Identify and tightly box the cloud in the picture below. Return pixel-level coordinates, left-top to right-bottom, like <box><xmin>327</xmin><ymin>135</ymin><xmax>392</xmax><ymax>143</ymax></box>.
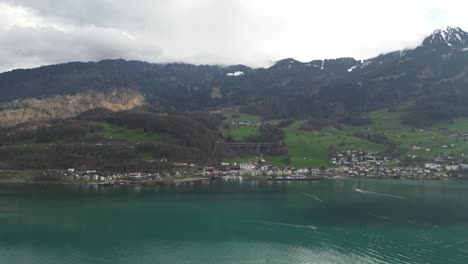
<box><xmin>0</xmin><ymin>0</ymin><xmax>467</xmax><ymax>72</ymax></box>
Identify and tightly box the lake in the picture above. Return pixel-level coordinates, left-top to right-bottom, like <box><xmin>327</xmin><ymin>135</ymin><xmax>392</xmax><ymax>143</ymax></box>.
<box><xmin>1</xmin><ymin>179</ymin><xmax>468</xmax><ymax>264</ymax></box>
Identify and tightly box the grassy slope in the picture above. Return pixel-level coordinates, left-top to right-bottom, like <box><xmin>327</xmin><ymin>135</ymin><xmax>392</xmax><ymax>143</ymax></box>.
<box><xmin>220</xmin><ymin>112</ymin><xmax>385</xmax><ymax>168</ymax></box>
<box><xmin>362</xmin><ymin>110</ymin><xmax>468</xmax><ymax>160</ymax></box>
<box><xmin>225</xmin><ymin>155</ymin><xmax>257</xmax><ymax>165</ymax></box>
<box><xmin>0</xmin><ymin>170</ymin><xmax>37</xmax><ymax>182</ymax></box>
<box><xmin>220</xmin><ymin>112</ymin><xmax>262</xmax><ymax>141</ymax></box>
<box><xmin>220</xmin><ymin>126</ymin><xmax>259</xmax><ymax>141</ymax></box>
<box><xmin>223</xmin><ymin>112</ymin><xmax>261</xmax><ymax>122</ymax></box>
<box><xmin>224</xmin><ymin>109</ymin><xmax>468</xmax><ymax>168</ymax></box>
<box><xmin>88</xmin><ymin>122</ymin><xmax>160</xmax><ymax>143</ymax></box>
<box><xmin>16</xmin><ymin>122</ymin><xmax>160</xmax><ymax>146</ymax></box>
<box><xmin>282</xmin><ymin>121</ymin><xmax>384</xmax><ymax>168</ymax></box>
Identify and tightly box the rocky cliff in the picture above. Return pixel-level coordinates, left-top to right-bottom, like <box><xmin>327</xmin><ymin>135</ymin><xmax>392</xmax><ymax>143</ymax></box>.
<box><xmin>0</xmin><ymin>89</ymin><xmax>144</xmax><ymax>127</ymax></box>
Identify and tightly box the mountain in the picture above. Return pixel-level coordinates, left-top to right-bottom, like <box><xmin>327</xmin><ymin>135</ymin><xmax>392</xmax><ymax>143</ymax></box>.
<box><xmin>0</xmin><ymin>27</ymin><xmax>467</xmax><ymax>127</ymax></box>
<box><xmin>422</xmin><ymin>26</ymin><xmax>468</xmax><ymax>49</ymax></box>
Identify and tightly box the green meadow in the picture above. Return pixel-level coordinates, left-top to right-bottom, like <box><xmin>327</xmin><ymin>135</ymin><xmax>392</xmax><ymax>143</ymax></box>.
<box><xmin>88</xmin><ymin>122</ymin><xmax>160</xmax><ymax>143</ymax></box>
<box><xmin>222</xmin><ymin>109</ymin><xmax>468</xmax><ymax>168</ymax></box>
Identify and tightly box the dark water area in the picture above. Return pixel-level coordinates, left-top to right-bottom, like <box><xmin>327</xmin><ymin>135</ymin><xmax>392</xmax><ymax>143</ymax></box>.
<box><xmin>1</xmin><ymin>179</ymin><xmax>468</xmax><ymax>263</ymax></box>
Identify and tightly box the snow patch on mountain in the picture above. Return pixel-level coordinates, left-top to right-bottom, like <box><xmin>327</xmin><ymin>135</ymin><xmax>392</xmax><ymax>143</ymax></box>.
<box><xmin>359</xmin><ymin>60</ymin><xmax>372</xmax><ymax>69</ymax></box>
<box><xmin>347</xmin><ymin>65</ymin><xmax>358</xmax><ymax>72</ymax></box>
<box><xmin>227</xmin><ymin>71</ymin><xmax>244</xmax><ymax>77</ymax></box>
<box><xmin>423</xmin><ymin>26</ymin><xmax>468</xmax><ymax>49</ymax></box>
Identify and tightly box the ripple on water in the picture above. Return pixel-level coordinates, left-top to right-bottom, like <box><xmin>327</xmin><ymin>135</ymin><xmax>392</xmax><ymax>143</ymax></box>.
<box><xmin>2</xmin><ymin>180</ymin><xmax>468</xmax><ymax>264</ymax></box>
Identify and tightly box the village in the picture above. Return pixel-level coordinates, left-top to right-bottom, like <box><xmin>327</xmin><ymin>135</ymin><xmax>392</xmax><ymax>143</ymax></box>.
<box><xmin>328</xmin><ymin>150</ymin><xmax>468</xmax><ymax>179</ymax></box>
<box><xmin>42</xmin><ymin>148</ymin><xmax>468</xmax><ymax>184</ymax></box>
<box><xmin>42</xmin><ymin>168</ymin><xmax>206</xmax><ymax>184</ymax></box>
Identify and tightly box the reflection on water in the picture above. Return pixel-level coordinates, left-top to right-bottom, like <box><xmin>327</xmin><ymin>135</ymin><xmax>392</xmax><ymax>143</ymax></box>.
<box><xmin>1</xmin><ymin>179</ymin><xmax>468</xmax><ymax>264</ymax></box>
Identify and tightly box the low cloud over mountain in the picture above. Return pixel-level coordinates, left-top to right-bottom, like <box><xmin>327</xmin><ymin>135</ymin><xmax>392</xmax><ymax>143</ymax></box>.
<box><xmin>1</xmin><ymin>0</ymin><xmax>467</xmax><ymax>72</ymax></box>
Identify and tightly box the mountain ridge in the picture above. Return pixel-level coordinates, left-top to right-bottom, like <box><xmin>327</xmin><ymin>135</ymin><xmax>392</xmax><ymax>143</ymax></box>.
<box><xmin>0</xmin><ymin>27</ymin><xmax>467</xmax><ymax>128</ymax></box>
<box><xmin>421</xmin><ymin>26</ymin><xmax>468</xmax><ymax>49</ymax></box>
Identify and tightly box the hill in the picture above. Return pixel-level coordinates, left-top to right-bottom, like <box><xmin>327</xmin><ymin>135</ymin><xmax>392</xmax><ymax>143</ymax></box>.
<box><xmin>0</xmin><ymin>110</ymin><xmax>230</xmax><ymax>170</ymax></box>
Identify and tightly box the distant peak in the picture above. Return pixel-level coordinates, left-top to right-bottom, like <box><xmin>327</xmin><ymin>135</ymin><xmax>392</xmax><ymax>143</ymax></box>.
<box><xmin>274</xmin><ymin>58</ymin><xmax>301</xmax><ymax>65</ymax></box>
<box><xmin>433</xmin><ymin>26</ymin><xmax>463</xmax><ymax>32</ymax></box>
<box><xmin>422</xmin><ymin>26</ymin><xmax>468</xmax><ymax>49</ymax></box>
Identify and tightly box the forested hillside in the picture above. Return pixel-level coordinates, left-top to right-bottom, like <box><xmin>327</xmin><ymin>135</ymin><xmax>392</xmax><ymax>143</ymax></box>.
<box><xmin>0</xmin><ymin>27</ymin><xmax>466</xmax><ymax>128</ymax></box>
<box><xmin>0</xmin><ymin>111</ymin><xmax>230</xmax><ymax>170</ymax></box>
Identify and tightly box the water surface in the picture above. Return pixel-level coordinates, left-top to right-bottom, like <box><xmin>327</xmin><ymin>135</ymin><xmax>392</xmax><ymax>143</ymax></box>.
<box><xmin>1</xmin><ymin>179</ymin><xmax>468</xmax><ymax>263</ymax></box>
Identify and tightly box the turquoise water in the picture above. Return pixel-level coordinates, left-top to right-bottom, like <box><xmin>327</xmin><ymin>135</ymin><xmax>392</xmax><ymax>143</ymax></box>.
<box><xmin>1</xmin><ymin>179</ymin><xmax>468</xmax><ymax>263</ymax></box>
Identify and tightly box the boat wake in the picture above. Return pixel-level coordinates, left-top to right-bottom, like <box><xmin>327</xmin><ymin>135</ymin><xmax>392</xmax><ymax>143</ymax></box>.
<box><xmin>247</xmin><ymin>220</ymin><xmax>318</xmax><ymax>230</ymax></box>
<box><xmin>356</xmin><ymin>188</ymin><xmax>407</xmax><ymax>200</ymax></box>
<box><xmin>303</xmin><ymin>192</ymin><xmax>322</xmax><ymax>202</ymax></box>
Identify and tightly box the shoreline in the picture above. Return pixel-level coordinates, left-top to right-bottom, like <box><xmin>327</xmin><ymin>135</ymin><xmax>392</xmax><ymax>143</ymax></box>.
<box><xmin>0</xmin><ymin>175</ymin><xmax>465</xmax><ymax>185</ymax></box>
<box><xmin>0</xmin><ymin>176</ymin><xmax>211</xmax><ymax>185</ymax></box>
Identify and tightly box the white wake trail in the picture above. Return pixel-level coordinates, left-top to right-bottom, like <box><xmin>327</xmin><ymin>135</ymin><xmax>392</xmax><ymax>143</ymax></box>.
<box><xmin>303</xmin><ymin>192</ymin><xmax>322</xmax><ymax>202</ymax></box>
<box><xmin>356</xmin><ymin>188</ymin><xmax>407</xmax><ymax>200</ymax></box>
<box><xmin>247</xmin><ymin>220</ymin><xmax>318</xmax><ymax>230</ymax></box>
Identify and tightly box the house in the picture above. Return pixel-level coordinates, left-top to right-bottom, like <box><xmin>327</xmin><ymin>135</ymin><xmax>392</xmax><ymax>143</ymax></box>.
<box><xmin>445</xmin><ymin>165</ymin><xmax>460</xmax><ymax>171</ymax></box>
<box><xmin>246</xmin><ymin>170</ymin><xmax>261</xmax><ymax>176</ymax></box>
<box><xmin>412</xmin><ymin>145</ymin><xmax>422</xmax><ymax>151</ymax></box>
<box><xmin>425</xmin><ymin>163</ymin><xmax>441</xmax><ymax>170</ymax></box>
<box><xmin>240</xmin><ymin>163</ymin><xmax>256</xmax><ymax>171</ymax></box>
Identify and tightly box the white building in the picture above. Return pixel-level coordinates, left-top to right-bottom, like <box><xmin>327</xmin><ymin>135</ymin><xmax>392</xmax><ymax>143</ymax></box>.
<box><xmin>445</xmin><ymin>165</ymin><xmax>460</xmax><ymax>171</ymax></box>
<box><xmin>240</xmin><ymin>163</ymin><xmax>256</xmax><ymax>171</ymax></box>
<box><xmin>424</xmin><ymin>163</ymin><xmax>441</xmax><ymax>170</ymax></box>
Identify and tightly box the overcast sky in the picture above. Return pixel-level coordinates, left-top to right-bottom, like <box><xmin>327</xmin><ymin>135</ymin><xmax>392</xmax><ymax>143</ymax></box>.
<box><xmin>0</xmin><ymin>0</ymin><xmax>467</xmax><ymax>72</ymax></box>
